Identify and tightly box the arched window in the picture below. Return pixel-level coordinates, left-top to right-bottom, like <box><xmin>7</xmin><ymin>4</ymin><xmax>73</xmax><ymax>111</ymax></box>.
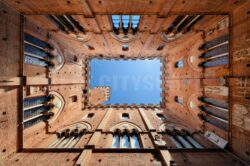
<box><xmin>23</xmin><ymin>95</ymin><xmax>54</xmax><ymax>128</ymax></box>
<box><xmin>199</xmin><ymin>107</ymin><xmax>228</xmax><ymax>131</ymax></box>
<box><xmin>122</xmin><ymin>113</ymin><xmax>129</xmax><ymax>120</ymax></box>
<box><xmin>111</xmin><ymin>15</ymin><xmax>140</xmax><ymax>34</ymax></box>
<box><xmin>57</xmin><ymin>129</ymin><xmax>72</xmax><ymax>148</ymax></box>
<box><xmin>163</xmin><ymin>15</ymin><xmax>202</xmax><ymax>42</ymax></box>
<box><xmin>199</xmin><ymin>97</ymin><xmax>228</xmax><ymax>109</ymax></box>
<box><xmin>111</xmin><ymin>129</ymin><xmax>141</xmax><ymax>149</ymax></box>
<box><xmin>49</xmin><ymin>128</ymin><xmax>86</xmax><ymax>148</ymax></box>
<box><xmin>23</xmin><ymin>92</ymin><xmax>64</xmax><ymax>128</ymax></box>
<box><xmin>198</xmin><ymin>96</ymin><xmax>229</xmax><ymax>131</ymax></box>
<box><xmin>112</xmin><ymin>133</ymin><xmax>120</xmax><ymax>148</ymax></box>
<box><xmin>111</xmin><ymin>15</ymin><xmax>120</xmax><ymax>33</ymax></box>
<box><xmin>164</xmin><ymin>131</ymin><xmax>203</xmax><ymax>149</ymax></box>
<box><xmin>130</xmin><ymin>133</ymin><xmax>140</xmax><ymax>148</ymax></box>
<box><xmin>199</xmin><ymin>34</ymin><xmax>229</xmax><ymax>68</ymax></box>
<box><xmin>48</xmin><ymin>123</ymin><xmax>90</xmax><ymax>148</ymax></box>
<box><xmin>131</xmin><ymin>15</ymin><xmax>140</xmax><ymax>33</ymax></box>
<box><xmin>24</xmin><ymin>33</ymin><xmax>65</xmax><ymax>72</ymax></box>
<box><xmin>122</xmin><ymin>15</ymin><xmax>130</xmax><ymax>33</ymax></box>
<box><xmin>159</xmin><ymin>123</ymin><xmax>204</xmax><ymax>149</ymax></box>
<box><xmin>48</xmin><ymin>15</ymin><xmax>88</xmax><ymax>42</ymax></box>
<box><xmin>121</xmin><ymin>132</ymin><xmax>131</xmax><ymax>148</ymax></box>
<box><xmin>24</xmin><ymin>33</ymin><xmax>53</xmax><ymax>68</ymax></box>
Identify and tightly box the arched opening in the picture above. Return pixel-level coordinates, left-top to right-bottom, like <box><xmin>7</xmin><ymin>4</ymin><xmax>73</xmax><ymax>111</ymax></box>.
<box><xmin>48</xmin><ymin>122</ymin><xmax>91</xmax><ymax>148</ymax></box>
<box><xmin>111</xmin><ymin>129</ymin><xmax>141</xmax><ymax>149</ymax></box>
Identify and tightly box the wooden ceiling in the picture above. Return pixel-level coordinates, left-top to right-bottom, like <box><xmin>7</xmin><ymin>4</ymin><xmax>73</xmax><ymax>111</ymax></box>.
<box><xmin>3</xmin><ymin>0</ymin><xmax>247</xmax><ymax>15</ymax></box>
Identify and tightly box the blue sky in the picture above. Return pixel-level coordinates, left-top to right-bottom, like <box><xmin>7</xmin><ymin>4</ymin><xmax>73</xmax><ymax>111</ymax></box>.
<box><xmin>89</xmin><ymin>59</ymin><xmax>161</xmax><ymax>105</ymax></box>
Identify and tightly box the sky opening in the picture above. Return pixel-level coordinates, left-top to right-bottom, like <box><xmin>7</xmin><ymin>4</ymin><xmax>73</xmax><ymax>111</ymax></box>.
<box><xmin>89</xmin><ymin>59</ymin><xmax>162</xmax><ymax>105</ymax></box>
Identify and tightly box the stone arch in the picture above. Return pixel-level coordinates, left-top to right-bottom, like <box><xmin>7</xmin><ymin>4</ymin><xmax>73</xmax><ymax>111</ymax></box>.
<box><xmin>159</xmin><ymin>123</ymin><xmax>192</xmax><ymax>133</ymax></box>
<box><xmin>110</xmin><ymin>121</ymin><xmax>142</xmax><ymax>132</ymax></box>
<box><xmin>48</xmin><ymin>39</ymin><xmax>65</xmax><ymax>72</ymax></box>
<box><xmin>110</xmin><ymin>32</ymin><xmax>138</xmax><ymax>43</ymax></box>
<box><xmin>187</xmin><ymin>36</ymin><xmax>203</xmax><ymax>72</ymax></box>
<box><xmin>48</xmin><ymin>91</ymin><xmax>65</xmax><ymax>123</ymax></box>
<box><xmin>59</xmin><ymin>121</ymin><xmax>92</xmax><ymax>132</ymax></box>
<box><xmin>161</xmin><ymin>31</ymin><xmax>184</xmax><ymax>42</ymax></box>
